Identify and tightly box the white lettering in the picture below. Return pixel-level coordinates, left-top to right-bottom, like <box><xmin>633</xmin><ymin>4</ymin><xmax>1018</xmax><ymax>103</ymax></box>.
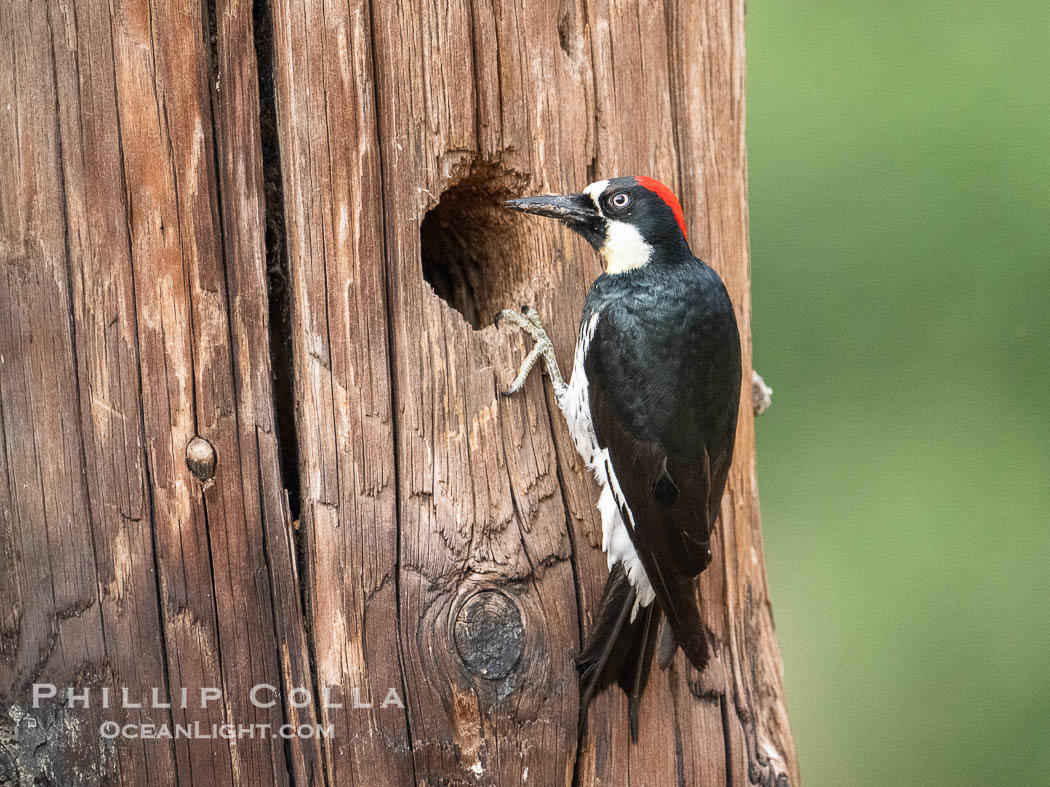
<box><xmin>32</xmin><ymin>684</ymin><xmax>56</xmax><ymax>708</ymax></box>
<box><xmin>250</xmin><ymin>684</ymin><xmax>278</xmax><ymax>708</ymax></box>
<box><xmin>352</xmin><ymin>687</ymin><xmax>371</xmax><ymax>709</ymax></box>
<box><xmin>200</xmin><ymin>687</ymin><xmax>221</xmax><ymax>708</ymax></box>
<box><xmin>381</xmin><ymin>688</ymin><xmax>404</xmax><ymax>709</ymax></box>
<box><xmin>66</xmin><ymin>687</ymin><xmax>90</xmax><ymax>708</ymax></box>
<box><xmin>122</xmin><ymin>688</ymin><xmax>142</xmax><ymax>709</ymax></box>
<box><xmin>322</xmin><ymin>685</ymin><xmax>342</xmax><ymax>708</ymax></box>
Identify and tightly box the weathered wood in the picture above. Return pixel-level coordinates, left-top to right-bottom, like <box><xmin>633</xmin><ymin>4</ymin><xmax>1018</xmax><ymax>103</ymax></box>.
<box><xmin>271</xmin><ymin>0</ymin><xmax>797</xmax><ymax>784</ymax></box>
<box><xmin>2</xmin><ymin>0</ymin><xmax>314</xmax><ymax>783</ymax></box>
<box><xmin>267</xmin><ymin>0</ymin><xmax>416</xmax><ymax>783</ymax></box>
<box><xmin>1</xmin><ymin>0</ymin><xmax>796</xmax><ymax>784</ymax></box>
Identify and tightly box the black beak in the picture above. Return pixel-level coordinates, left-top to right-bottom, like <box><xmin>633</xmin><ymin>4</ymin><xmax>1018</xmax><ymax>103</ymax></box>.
<box><xmin>505</xmin><ymin>193</ymin><xmax>598</xmax><ymax>224</ymax></box>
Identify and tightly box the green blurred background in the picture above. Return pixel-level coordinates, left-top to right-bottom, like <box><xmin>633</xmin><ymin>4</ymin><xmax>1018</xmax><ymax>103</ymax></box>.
<box><xmin>745</xmin><ymin>1</ymin><xmax>1050</xmax><ymax>784</ymax></box>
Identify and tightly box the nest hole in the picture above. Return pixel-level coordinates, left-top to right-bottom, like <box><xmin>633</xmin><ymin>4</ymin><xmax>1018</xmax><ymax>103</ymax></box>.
<box><xmin>420</xmin><ymin>165</ymin><xmax>530</xmax><ymax>329</ymax></box>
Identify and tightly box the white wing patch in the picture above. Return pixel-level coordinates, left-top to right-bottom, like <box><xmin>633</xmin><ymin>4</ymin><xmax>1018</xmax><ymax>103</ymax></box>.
<box><xmin>561</xmin><ymin>312</ymin><xmax>655</xmax><ymax>617</ymax></box>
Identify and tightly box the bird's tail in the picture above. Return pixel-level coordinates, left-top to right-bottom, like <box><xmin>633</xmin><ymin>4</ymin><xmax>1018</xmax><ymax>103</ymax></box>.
<box><xmin>575</xmin><ymin>564</ymin><xmax>661</xmax><ymax>742</ymax></box>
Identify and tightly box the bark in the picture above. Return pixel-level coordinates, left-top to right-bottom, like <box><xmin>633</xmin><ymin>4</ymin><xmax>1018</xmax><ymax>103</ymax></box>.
<box><xmin>0</xmin><ymin>0</ymin><xmax>797</xmax><ymax>784</ymax></box>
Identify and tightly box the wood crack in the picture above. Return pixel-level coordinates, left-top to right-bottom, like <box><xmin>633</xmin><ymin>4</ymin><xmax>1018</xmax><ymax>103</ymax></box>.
<box><xmin>364</xmin><ymin>1</ymin><xmax>419</xmax><ymax>784</ymax></box>
<box><xmin>0</xmin><ymin>0</ymin><xmax>798</xmax><ymax>780</ymax></box>
<box><xmin>251</xmin><ymin>1</ymin><xmax>325</xmax><ymax>782</ymax></box>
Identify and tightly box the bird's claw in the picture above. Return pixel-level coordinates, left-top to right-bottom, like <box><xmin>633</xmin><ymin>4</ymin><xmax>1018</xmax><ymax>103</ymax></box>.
<box><xmin>495</xmin><ymin>307</ymin><xmax>547</xmax><ymax>342</ymax></box>
<box><xmin>521</xmin><ymin>304</ymin><xmax>544</xmax><ymax>329</ymax></box>
<box><xmin>495</xmin><ymin>305</ymin><xmax>566</xmax><ymax>396</ymax></box>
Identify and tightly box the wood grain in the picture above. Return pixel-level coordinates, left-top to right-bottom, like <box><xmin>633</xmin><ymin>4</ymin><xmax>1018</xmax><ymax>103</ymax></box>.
<box><xmin>1</xmin><ymin>0</ymin><xmax>797</xmax><ymax>783</ymax></box>
<box><xmin>2</xmin><ymin>0</ymin><xmax>313</xmax><ymax>783</ymax></box>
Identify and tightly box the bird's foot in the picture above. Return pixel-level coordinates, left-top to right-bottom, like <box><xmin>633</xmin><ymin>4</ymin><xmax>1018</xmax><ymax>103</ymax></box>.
<box><xmin>495</xmin><ymin>306</ymin><xmax>566</xmax><ymax>396</ymax></box>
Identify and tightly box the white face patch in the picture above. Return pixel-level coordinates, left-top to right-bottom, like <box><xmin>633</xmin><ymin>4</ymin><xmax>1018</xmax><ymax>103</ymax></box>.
<box><xmin>582</xmin><ymin>179</ymin><xmax>654</xmax><ymax>275</ymax></box>
<box><xmin>601</xmin><ymin>220</ymin><xmax>652</xmax><ymax>274</ymax></box>
<box><xmin>583</xmin><ymin>179</ymin><xmax>610</xmax><ymax>208</ymax></box>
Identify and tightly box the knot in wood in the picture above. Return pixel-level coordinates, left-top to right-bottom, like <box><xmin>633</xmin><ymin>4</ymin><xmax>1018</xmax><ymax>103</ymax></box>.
<box><xmin>185</xmin><ymin>436</ymin><xmax>217</xmax><ymax>483</ymax></box>
<box><xmin>453</xmin><ymin>591</ymin><xmax>524</xmax><ymax>680</ymax></box>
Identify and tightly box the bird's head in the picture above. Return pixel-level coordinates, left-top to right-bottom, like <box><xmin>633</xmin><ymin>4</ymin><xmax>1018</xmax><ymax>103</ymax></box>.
<box><xmin>506</xmin><ymin>176</ymin><xmax>690</xmax><ymax>274</ymax></box>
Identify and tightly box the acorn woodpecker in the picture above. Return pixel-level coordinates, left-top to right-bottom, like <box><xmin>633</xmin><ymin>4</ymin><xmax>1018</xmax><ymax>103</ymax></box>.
<box><xmin>496</xmin><ymin>176</ymin><xmax>741</xmax><ymax>741</ymax></box>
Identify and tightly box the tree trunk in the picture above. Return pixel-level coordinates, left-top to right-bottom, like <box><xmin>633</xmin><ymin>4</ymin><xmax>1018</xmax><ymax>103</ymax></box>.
<box><xmin>0</xmin><ymin>0</ymin><xmax>797</xmax><ymax>784</ymax></box>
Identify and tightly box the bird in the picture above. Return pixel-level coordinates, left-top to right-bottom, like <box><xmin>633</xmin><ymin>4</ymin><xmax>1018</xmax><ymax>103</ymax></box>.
<box><xmin>495</xmin><ymin>175</ymin><xmax>741</xmax><ymax>741</ymax></box>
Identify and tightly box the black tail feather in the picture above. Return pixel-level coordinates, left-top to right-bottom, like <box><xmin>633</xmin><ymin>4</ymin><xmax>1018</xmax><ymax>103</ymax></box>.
<box><xmin>656</xmin><ymin>616</ymin><xmax>678</xmax><ymax>669</ymax></box>
<box><xmin>643</xmin><ymin>555</ymin><xmax>711</xmax><ymax>673</ymax></box>
<box><xmin>576</xmin><ymin>565</ymin><xmax>634</xmax><ymax>741</ymax></box>
<box><xmin>575</xmin><ymin>564</ymin><xmax>662</xmax><ymax>743</ymax></box>
<box><xmin>624</xmin><ymin>604</ymin><xmax>659</xmax><ymax>740</ymax></box>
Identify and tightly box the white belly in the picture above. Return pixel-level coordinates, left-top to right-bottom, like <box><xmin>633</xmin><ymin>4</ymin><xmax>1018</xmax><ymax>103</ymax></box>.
<box><xmin>563</xmin><ymin>314</ymin><xmax>655</xmax><ymax>613</ymax></box>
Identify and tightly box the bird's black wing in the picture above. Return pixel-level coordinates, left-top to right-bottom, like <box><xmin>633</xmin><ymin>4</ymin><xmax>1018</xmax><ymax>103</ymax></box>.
<box><xmin>583</xmin><ymin>269</ymin><xmax>740</xmax><ymax>670</ymax></box>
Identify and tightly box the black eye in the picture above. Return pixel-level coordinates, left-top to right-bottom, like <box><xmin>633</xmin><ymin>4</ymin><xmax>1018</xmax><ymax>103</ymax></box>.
<box><xmin>609</xmin><ymin>192</ymin><xmax>630</xmax><ymax>209</ymax></box>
